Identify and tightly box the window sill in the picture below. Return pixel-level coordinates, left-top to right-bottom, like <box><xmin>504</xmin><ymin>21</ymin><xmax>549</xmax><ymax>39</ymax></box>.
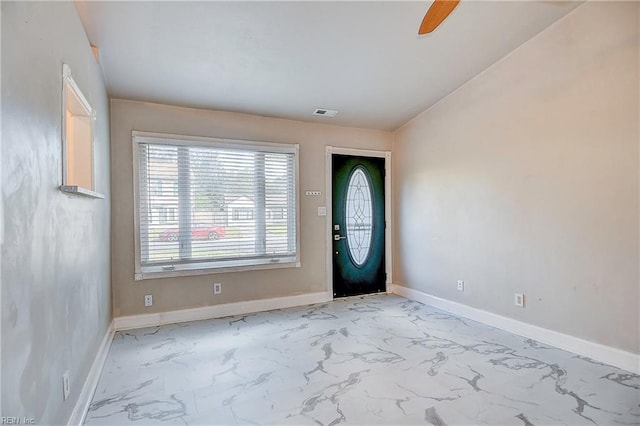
<box><xmin>60</xmin><ymin>185</ymin><xmax>104</xmax><ymax>199</ymax></box>
<box><xmin>135</xmin><ymin>260</ymin><xmax>301</xmax><ymax>281</ymax></box>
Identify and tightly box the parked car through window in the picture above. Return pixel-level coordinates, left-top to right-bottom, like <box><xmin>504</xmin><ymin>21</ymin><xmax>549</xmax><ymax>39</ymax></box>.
<box><xmin>159</xmin><ymin>224</ymin><xmax>226</xmax><ymax>241</ymax></box>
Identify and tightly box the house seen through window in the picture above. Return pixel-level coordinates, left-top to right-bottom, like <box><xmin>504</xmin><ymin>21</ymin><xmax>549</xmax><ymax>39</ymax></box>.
<box><xmin>134</xmin><ymin>133</ymin><xmax>299</xmax><ymax>277</ymax></box>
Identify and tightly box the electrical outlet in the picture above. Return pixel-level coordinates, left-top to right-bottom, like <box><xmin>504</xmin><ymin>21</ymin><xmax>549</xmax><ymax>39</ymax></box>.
<box><xmin>144</xmin><ymin>294</ymin><xmax>153</xmax><ymax>307</ymax></box>
<box><xmin>457</xmin><ymin>280</ymin><xmax>464</xmax><ymax>292</ymax></box>
<box><xmin>62</xmin><ymin>371</ymin><xmax>70</xmax><ymax>400</ymax></box>
<box><xmin>514</xmin><ymin>293</ymin><xmax>524</xmax><ymax>307</ymax></box>
<box><xmin>214</xmin><ymin>283</ymin><xmax>222</xmax><ymax>295</ymax></box>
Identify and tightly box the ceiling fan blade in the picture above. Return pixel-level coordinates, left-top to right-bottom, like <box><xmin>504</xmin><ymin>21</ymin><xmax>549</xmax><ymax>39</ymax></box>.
<box><xmin>418</xmin><ymin>0</ymin><xmax>461</xmax><ymax>35</ymax></box>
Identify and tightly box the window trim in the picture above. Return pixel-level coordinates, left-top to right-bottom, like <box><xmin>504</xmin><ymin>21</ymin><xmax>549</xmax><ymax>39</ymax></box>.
<box><xmin>132</xmin><ymin>131</ymin><xmax>300</xmax><ymax>280</ymax></box>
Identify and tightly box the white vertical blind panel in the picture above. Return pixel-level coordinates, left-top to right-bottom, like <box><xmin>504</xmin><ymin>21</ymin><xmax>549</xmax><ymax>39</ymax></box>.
<box><xmin>137</xmin><ymin>140</ymin><xmax>297</xmax><ymax>271</ymax></box>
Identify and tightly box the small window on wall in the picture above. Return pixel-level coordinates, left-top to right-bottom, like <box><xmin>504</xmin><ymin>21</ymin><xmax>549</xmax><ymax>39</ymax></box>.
<box><xmin>60</xmin><ymin>64</ymin><xmax>103</xmax><ymax>199</ymax></box>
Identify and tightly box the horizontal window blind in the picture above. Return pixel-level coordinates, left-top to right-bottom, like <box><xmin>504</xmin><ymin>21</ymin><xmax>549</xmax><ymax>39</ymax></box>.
<box><xmin>135</xmin><ymin>135</ymin><xmax>298</xmax><ymax>275</ymax></box>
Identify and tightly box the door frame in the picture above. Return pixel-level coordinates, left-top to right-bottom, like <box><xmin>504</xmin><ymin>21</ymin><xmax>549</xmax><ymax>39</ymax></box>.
<box><xmin>325</xmin><ymin>146</ymin><xmax>392</xmax><ymax>298</ymax></box>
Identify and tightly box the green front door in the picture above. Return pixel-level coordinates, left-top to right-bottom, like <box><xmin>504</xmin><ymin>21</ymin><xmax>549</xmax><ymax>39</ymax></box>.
<box><xmin>332</xmin><ymin>154</ymin><xmax>386</xmax><ymax>298</ymax></box>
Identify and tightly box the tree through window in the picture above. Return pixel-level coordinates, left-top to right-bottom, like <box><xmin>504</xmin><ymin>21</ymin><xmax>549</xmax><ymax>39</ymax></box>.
<box><xmin>134</xmin><ymin>133</ymin><xmax>299</xmax><ymax>278</ymax></box>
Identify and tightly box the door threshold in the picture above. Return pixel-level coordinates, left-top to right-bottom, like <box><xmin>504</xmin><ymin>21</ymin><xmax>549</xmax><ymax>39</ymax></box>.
<box><xmin>332</xmin><ymin>291</ymin><xmax>388</xmax><ymax>300</ymax></box>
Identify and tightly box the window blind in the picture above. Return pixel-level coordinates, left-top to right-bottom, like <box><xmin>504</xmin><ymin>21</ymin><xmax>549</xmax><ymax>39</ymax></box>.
<box><xmin>134</xmin><ymin>134</ymin><xmax>298</xmax><ymax>276</ymax></box>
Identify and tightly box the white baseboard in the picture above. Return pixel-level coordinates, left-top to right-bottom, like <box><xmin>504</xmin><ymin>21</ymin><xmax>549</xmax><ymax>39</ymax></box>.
<box><xmin>389</xmin><ymin>284</ymin><xmax>640</xmax><ymax>374</ymax></box>
<box><xmin>114</xmin><ymin>291</ymin><xmax>333</xmax><ymax>331</ymax></box>
<box><xmin>68</xmin><ymin>320</ymin><xmax>115</xmax><ymax>426</ymax></box>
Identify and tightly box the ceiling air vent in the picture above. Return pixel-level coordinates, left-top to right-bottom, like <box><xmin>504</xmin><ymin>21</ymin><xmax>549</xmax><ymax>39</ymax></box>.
<box><xmin>313</xmin><ymin>108</ymin><xmax>338</xmax><ymax>117</ymax></box>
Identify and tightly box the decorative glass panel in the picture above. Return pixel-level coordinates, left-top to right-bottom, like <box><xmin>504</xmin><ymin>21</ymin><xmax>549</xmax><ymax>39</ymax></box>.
<box><xmin>345</xmin><ymin>167</ymin><xmax>373</xmax><ymax>266</ymax></box>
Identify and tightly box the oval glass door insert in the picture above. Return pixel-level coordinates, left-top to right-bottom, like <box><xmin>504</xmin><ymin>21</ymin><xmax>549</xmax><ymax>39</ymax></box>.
<box><xmin>345</xmin><ymin>167</ymin><xmax>373</xmax><ymax>266</ymax></box>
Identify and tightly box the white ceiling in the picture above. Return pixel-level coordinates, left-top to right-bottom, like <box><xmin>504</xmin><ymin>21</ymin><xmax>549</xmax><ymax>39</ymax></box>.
<box><xmin>76</xmin><ymin>1</ymin><xmax>581</xmax><ymax>131</ymax></box>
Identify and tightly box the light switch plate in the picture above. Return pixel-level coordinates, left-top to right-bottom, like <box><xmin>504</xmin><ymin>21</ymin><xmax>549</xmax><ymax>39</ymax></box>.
<box><xmin>317</xmin><ymin>206</ymin><xmax>327</xmax><ymax>216</ymax></box>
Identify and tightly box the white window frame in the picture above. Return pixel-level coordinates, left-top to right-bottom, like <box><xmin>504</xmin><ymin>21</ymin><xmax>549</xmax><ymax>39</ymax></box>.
<box><xmin>132</xmin><ymin>131</ymin><xmax>300</xmax><ymax>280</ymax></box>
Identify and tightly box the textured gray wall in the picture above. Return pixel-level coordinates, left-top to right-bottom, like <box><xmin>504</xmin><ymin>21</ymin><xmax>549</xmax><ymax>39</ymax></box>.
<box><xmin>1</xmin><ymin>2</ymin><xmax>111</xmax><ymax>423</ymax></box>
<box><xmin>0</xmin><ymin>1</ymin><xmax>4</xmax><ymax>417</ymax></box>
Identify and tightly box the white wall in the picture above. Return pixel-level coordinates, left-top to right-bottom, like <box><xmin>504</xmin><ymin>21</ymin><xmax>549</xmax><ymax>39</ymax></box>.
<box><xmin>393</xmin><ymin>2</ymin><xmax>639</xmax><ymax>354</ymax></box>
<box><xmin>1</xmin><ymin>2</ymin><xmax>111</xmax><ymax>423</ymax></box>
<box><xmin>110</xmin><ymin>99</ymin><xmax>392</xmax><ymax>317</ymax></box>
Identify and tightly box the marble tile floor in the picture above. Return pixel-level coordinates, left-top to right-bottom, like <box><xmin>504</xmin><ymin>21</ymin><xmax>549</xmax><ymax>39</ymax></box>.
<box><xmin>86</xmin><ymin>294</ymin><xmax>639</xmax><ymax>425</ymax></box>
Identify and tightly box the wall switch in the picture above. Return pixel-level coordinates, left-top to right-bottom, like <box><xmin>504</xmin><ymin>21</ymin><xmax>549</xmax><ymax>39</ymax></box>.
<box><xmin>144</xmin><ymin>294</ymin><xmax>153</xmax><ymax>307</ymax></box>
<box><xmin>214</xmin><ymin>283</ymin><xmax>222</xmax><ymax>295</ymax></box>
<box><xmin>317</xmin><ymin>206</ymin><xmax>327</xmax><ymax>216</ymax></box>
<box><xmin>62</xmin><ymin>371</ymin><xmax>70</xmax><ymax>400</ymax></box>
<box><xmin>457</xmin><ymin>280</ymin><xmax>464</xmax><ymax>292</ymax></box>
<box><xmin>514</xmin><ymin>293</ymin><xmax>524</xmax><ymax>307</ymax></box>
